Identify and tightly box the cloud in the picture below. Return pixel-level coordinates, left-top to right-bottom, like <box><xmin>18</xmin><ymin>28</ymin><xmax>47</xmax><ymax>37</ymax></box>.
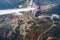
<box><xmin>40</xmin><ymin>3</ymin><xmax>57</xmax><ymax>12</ymax></box>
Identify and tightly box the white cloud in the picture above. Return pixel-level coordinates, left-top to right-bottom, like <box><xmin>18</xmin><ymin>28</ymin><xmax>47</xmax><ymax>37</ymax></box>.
<box><xmin>40</xmin><ymin>1</ymin><xmax>57</xmax><ymax>12</ymax></box>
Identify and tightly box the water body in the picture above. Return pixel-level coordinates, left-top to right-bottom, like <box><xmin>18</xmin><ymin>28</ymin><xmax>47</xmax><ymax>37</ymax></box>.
<box><xmin>0</xmin><ymin>0</ymin><xmax>60</xmax><ymax>15</ymax></box>
<box><xmin>34</xmin><ymin>0</ymin><xmax>60</xmax><ymax>15</ymax></box>
<box><xmin>0</xmin><ymin>0</ymin><xmax>26</xmax><ymax>9</ymax></box>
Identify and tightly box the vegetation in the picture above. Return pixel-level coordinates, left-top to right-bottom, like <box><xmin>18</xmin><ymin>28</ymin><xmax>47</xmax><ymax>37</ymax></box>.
<box><xmin>0</xmin><ymin>14</ymin><xmax>60</xmax><ymax>40</ymax></box>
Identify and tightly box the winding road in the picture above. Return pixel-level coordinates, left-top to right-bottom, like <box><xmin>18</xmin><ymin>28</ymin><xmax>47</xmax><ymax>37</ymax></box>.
<box><xmin>37</xmin><ymin>15</ymin><xmax>56</xmax><ymax>40</ymax></box>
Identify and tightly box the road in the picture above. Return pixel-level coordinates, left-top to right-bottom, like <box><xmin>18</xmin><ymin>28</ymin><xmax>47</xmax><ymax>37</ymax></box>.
<box><xmin>37</xmin><ymin>15</ymin><xmax>56</xmax><ymax>40</ymax></box>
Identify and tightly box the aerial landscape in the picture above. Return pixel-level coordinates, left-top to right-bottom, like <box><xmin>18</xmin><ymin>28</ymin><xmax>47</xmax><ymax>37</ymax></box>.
<box><xmin>0</xmin><ymin>0</ymin><xmax>60</xmax><ymax>40</ymax></box>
